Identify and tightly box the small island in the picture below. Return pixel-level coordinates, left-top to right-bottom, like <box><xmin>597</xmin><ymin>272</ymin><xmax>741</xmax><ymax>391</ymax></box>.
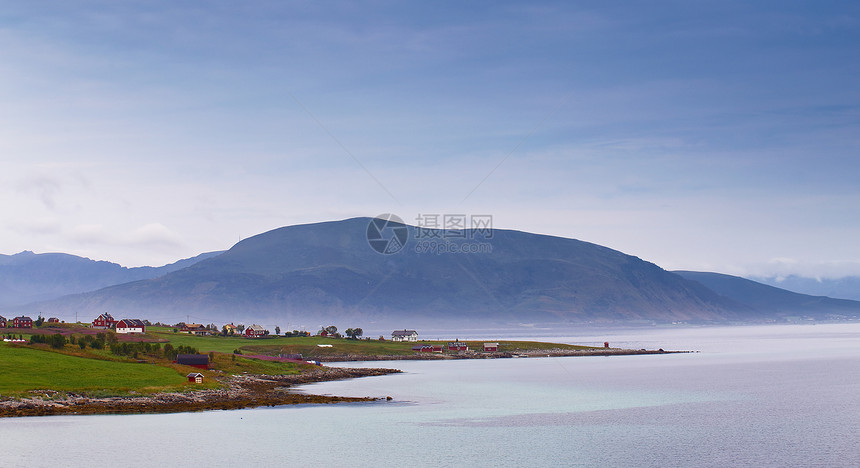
<box><xmin>0</xmin><ymin>321</ymin><xmax>681</xmax><ymax>417</ymax></box>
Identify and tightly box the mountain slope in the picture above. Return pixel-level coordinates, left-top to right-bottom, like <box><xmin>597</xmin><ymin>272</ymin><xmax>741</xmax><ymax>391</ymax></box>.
<box><xmin>13</xmin><ymin>218</ymin><xmax>753</xmax><ymax>327</ymax></box>
<box><xmin>674</xmin><ymin>271</ymin><xmax>860</xmax><ymax>318</ymax></box>
<box><xmin>0</xmin><ymin>250</ymin><xmax>222</xmax><ymax>307</ymax></box>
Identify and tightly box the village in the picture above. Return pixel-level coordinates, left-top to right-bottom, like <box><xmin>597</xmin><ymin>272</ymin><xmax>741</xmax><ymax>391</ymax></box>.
<box><xmin>0</xmin><ymin>312</ymin><xmax>661</xmax><ymax>418</ymax></box>
<box><xmin>0</xmin><ymin>313</ymin><xmax>511</xmax><ymax>354</ymax></box>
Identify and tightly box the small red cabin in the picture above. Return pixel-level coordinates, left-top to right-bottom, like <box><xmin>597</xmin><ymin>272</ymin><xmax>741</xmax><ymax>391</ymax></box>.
<box><xmin>447</xmin><ymin>342</ymin><xmax>468</xmax><ymax>352</ymax></box>
<box><xmin>483</xmin><ymin>342</ymin><xmax>499</xmax><ymax>352</ymax></box>
<box><xmin>187</xmin><ymin>373</ymin><xmax>204</xmax><ymax>383</ymax></box>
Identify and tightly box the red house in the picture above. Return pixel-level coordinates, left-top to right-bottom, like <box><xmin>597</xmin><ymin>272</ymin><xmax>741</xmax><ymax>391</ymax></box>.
<box><xmin>244</xmin><ymin>324</ymin><xmax>267</xmax><ymax>338</ymax></box>
<box><xmin>12</xmin><ymin>316</ymin><xmax>33</xmax><ymax>328</ymax></box>
<box><xmin>47</xmin><ymin>317</ymin><xmax>60</xmax><ymax>323</ymax></box>
<box><xmin>180</xmin><ymin>323</ymin><xmax>208</xmax><ymax>335</ymax></box>
<box><xmin>483</xmin><ymin>342</ymin><xmax>499</xmax><ymax>352</ymax></box>
<box><xmin>187</xmin><ymin>373</ymin><xmax>204</xmax><ymax>383</ymax></box>
<box><xmin>447</xmin><ymin>342</ymin><xmax>468</xmax><ymax>352</ymax></box>
<box><xmin>92</xmin><ymin>313</ymin><xmax>118</xmax><ymax>329</ymax></box>
<box><xmin>0</xmin><ymin>316</ymin><xmax>6</xmax><ymax>328</ymax></box>
<box><xmin>412</xmin><ymin>345</ymin><xmax>442</xmax><ymax>353</ymax></box>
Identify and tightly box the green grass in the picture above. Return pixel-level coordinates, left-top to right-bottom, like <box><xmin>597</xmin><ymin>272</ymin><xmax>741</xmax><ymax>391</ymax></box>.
<box><xmin>0</xmin><ymin>343</ymin><xmax>188</xmax><ymax>396</ymax></box>
<box><xmin>148</xmin><ymin>326</ymin><xmax>600</xmax><ymax>357</ymax></box>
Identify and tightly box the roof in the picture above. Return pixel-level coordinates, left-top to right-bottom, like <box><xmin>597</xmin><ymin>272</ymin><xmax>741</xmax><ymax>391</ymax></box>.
<box><xmin>177</xmin><ymin>354</ymin><xmax>210</xmax><ymax>365</ymax></box>
<box><xmin>184</xmin><ymin>323</ymin><xmax>205</xmax><ymax>329</ymax></box>
<box><xmin>186</xmin><ymin>373</ymin><xmax>204</xmax><ymax>378</ymax></box>
<box><xmin>118</xmin><ymin>319</ymin><xmax>145</xmax><ymax>328</ymax></box>
<box><xmin>97</xmin><ymin>313</ymin><xmax>115</xmax><ymax>320</ymax></box>
<box><xmin>14</xmin><ymin>316</ymin><xmax>32</xmax><ymax>321</ymax></box>
<box><xmin>392</xmin><ymin>330</ymin><xmax>418</xmax><ymax>336</ymax></box>
<box><xmin>247</xmin><ymin>324</ymin><xmax>266</xmax><ymax>332</ymax></box>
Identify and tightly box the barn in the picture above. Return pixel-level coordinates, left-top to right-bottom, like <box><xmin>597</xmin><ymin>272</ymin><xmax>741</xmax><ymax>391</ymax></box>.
<box><xmin>116</xmin><ymin>319</ymin><xmax>146</xmax><ymax>334</ymax></box>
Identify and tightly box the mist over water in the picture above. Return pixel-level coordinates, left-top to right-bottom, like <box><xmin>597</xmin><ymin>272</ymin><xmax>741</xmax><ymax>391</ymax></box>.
<box><xmin>2</xmin><ymin>324</ymin><xmax>858</xmax><ymax>467</ymax></box>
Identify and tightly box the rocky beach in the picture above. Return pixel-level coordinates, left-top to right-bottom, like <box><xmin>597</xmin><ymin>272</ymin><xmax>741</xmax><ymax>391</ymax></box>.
<box><xmin>0</xmin><ymin>367</ymin><xmax>400</xmax><ymax>418</ymax></box>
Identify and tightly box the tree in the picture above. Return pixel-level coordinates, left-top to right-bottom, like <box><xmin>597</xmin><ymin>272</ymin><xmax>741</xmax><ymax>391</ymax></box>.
<box><xmin>325</xmin><ymin>325</ymin><xmax>338</xmax><ymax>336</ymax></box>
<box><xmin>275</xmin><ymin>326</ymin><xmax>281</xmax><ymax>336</ymax></box>
<box><xmin>34</xmin><ymin>315</ymin><xmax>45</xmax><ymax>327</ymax></box>
<box><xmin>345</xmin><ymin>328</ymin><xmax>363</xmax><ymax>339</ymax></box>
<box><xmin>237</xmin><ymin>324</ymin><xmax>245</xmax><ymax>333</ymax></box>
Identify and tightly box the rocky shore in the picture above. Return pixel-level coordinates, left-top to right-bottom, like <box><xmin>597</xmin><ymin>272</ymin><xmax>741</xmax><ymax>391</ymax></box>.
<box><xmin>0</xmin><ymin>367</ymin><xmax>400</xmax><ymax>418</ymax></box>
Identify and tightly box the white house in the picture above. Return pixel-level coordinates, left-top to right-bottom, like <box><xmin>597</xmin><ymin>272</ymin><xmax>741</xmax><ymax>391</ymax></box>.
<box><xmin>116</xmin><ymin>318</ymin><xmax>146</xmax><ymax>334</ymax></box>
<box><xmin>391</xmin><ymin>329</ymin><xmax>419</xmax><ymax>342</ymax></box>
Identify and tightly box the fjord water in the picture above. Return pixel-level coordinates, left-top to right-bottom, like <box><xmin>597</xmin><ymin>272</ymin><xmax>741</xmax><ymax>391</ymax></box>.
<box><xmin>2</xmin><ymin>324</ymin><xmax>859</xmax><ymax>467</ymax></box>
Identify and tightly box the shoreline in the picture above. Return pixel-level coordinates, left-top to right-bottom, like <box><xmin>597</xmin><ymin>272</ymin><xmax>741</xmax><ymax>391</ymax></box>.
<box><xmin>0</xmin><ymin>348</ymin><xmax>687</xmax><ymax>418</ymax></box>
<box><xmin>313</xmin><ymin>347</ymin><xmax>690</xmax><ymax>362</ymax></box>
<box><xmin>0</xmin><ymin>367</ymin><xmax>400</xmax><ymax>418</ymax></box>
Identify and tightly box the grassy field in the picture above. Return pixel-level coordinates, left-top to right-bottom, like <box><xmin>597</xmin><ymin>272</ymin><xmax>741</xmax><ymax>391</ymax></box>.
<box><xmin>0</xmin><ymin>343</ymin><xmax>188</xmax><ymax>395</ymax></box>
<box><xmin>147</xmin><ymin>327</ymin><xmax>598</xmax><ymax>357</ymax></box>
<box><xmin>0</xmin><ymin>324</ymin><xmax>597</xmax><ymax>398</ymax></box>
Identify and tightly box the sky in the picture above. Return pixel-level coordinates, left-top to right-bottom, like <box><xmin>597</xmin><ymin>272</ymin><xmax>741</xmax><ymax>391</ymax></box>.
<box><xmin>1</xmin><ymin>1</ymin><xmax>859</xmax><ymax>279</ymax></box>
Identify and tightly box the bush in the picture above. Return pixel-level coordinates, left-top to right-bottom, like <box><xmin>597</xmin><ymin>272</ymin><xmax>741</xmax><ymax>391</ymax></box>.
<box><xmin>49</xmin><ymin>334</ymin><xmax>66</xmax><ymax>349</ymax></box>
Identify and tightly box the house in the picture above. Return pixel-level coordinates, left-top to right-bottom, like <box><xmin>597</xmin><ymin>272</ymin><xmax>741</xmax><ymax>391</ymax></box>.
<box><xmin>116</xmin><ymin>319</ymin><xmax>146</xmax><ymax>334</ymax></box>
<box><xmin>180</xmin><ymin>323</ymin><xmax>208</xmax><ymax>335</ymax></box>
<box><xmin>92</xmin><ymin>313</ymin><xmax>118</xmax><ymax>329</ymax></box>
<box><xmin>391</xmin><ymin>330</ymin><xmax>419</xmax><ymax>342</ymax></box>
<box><xmin>483</xmin><ymin>342</ymin><xmax>499</xmax><ymax>352</ymax></box>
<box><xmin>223</xmin><ymin>323</ymin><xmax>237</xmax><ymax>335</ymax></box>
<box><xmin>47</xmin><ymin>317</ymin><xmax>60</xmax><ymax>323</ymax></box>
<box><xmin>186</xmin><ymin>373</ymin><xmax>204</xmax><ymax>384</ymax></box>
<box><xmin>447</xmin><ymin>342</ymin><xmax>468</xmax><ymax>352</ymax></box>
<box><xmin>0</xmin><ymin>316</ymin><xmax>6</xmax><ymax>328</ymax></box>
<box><xmin>12</xmin><ymin>316</ymin><xmax>33</xmax><ymax>329</ymax></box>
<box><xmin>244</xmin><ymin>324</ymin><xmax>267</xmax><ymax>338</ymax></box>
<box><xmin>412</xmin><ymin>345</ymin><xmax>442</xmax><ymax>353</ymax></box>
<box><xmin>176</xmin><ymin>354</ymin><xmax>210</xmax><ymax>369</ymax></box>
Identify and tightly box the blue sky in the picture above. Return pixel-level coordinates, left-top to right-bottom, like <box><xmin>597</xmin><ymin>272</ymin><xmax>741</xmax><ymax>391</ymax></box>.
<box><xmin>1</xmin><ymin>1</ymin><xmax>859</xmax><ymax>278</ymax></box>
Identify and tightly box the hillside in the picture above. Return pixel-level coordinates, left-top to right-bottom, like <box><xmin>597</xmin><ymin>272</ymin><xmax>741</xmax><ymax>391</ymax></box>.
<box><xmin>749</xmin><ymin>275</ymin><xmax>860</xmax><ymax>301</ymax></box>
<box><xmin>674</xmin><ymin>271</ymin><xmax>860</xmax><ymax>319</ymax></box>
<box><xmin>0</xmin><ymin>250</ymin><xmax>222</xmax><ymax>307</ymax></box>
<box><xmin>9</xmin><ymin>218</ymin><xmax>754</xmax><ymax>328</ymax></box>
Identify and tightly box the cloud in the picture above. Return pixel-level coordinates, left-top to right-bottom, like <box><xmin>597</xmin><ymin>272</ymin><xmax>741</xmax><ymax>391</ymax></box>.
<box><xmin>127</xmin><ymin>223</ymin><xmax>183</xmax><ymax>248</ymax></box>
<box><xmin>15</xmin><ymin>174</ymin><xmax>62</xmax><ymax>210</ymax></box>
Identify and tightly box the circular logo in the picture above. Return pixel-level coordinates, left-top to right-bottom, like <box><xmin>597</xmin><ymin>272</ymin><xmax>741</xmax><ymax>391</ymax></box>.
<box><xmin>367</xmin><ymin>213</ymin><xmax>409</xmax><ymax>255</ymax></box>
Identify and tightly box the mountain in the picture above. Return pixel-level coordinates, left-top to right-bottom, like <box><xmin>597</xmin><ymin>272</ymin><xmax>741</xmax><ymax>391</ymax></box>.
<box><xmin>9</xmin><ymin>218</ymin><xmax>757</xmax><ymax>328</ymax></box>
<box><xmin>749</xmin><ymin>275</ymin><xmax>860</xmax><ymax>302</ymax></box>
<box><xmin>0</xmin><ymin>250</ymin><xmax>222</xmax><ymax>307</ymax></box>
<box><xmin>674</xmin><ymin>271</ymin><xmax>860</xmax><ymax>319</ymax></box>
<box><xmin>12</xmin><ymin>218</ymin><xmax>859</xmax><ymax>329</ymax></box>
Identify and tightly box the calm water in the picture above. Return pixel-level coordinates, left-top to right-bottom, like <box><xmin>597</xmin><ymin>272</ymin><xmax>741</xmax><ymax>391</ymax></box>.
<box><xmin>1</xmin><ymin>324</ymin><xmax>858</xmax><ymax>467</ymax></box>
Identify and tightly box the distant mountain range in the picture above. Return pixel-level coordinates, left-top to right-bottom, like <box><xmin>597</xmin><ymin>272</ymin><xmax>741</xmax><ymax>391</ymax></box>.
<box><xmin>748</xmin><ymin>275</ymin><xmax>860</xmax><ymax>302</ymax></box>
<box><xmin>3</xmin><ymin>218</ymin><xmax>859</xmax><ymax>329</ymax></box>
<box><xmin>0</xmin><ymin>250</ymin><xmax>221</xmax><ymax>307</ymax></box>
<box><xmin>673</xmin><ymin>271</ymin><xmax>860</xmax><ymax>318</ymax></box>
